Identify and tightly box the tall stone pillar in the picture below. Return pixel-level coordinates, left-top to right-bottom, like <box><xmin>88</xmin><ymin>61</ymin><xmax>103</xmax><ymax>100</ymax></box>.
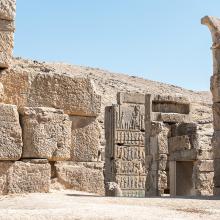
<box><xmin>0</xmin><ymin>0</ymin><xmax>16</xmax><ymax>69</ymax></box>
<box><xmin>202</xmin><ymin>16</ymin><xmax>220</xmax><ymax>195</ymax></box>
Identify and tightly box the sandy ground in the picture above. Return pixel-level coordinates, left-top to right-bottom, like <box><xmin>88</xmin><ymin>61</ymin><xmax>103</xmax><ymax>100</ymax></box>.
<box><xmin>0</xmin><ymin>190</ymin><xmax>219</xmax><ymax>220</ymax></box>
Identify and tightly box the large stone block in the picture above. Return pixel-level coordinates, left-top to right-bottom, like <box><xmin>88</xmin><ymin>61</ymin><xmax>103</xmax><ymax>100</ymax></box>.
<box><xmin>0</xmin><ymin>0</ymin><xmax>16</xmax><ymax>21</ymax></box>
<box><xmin>54</xmin><ymin>161</ymin><xmax>105</xmax><ymax>195</ymax></box>
<box><xmin>150</xmin><ymin>123</ymin><xmax>170</xmax><ymax>154</ymax></box>
<box><xmin>0</xmin><ymin>160</ymin><xmax>50</xmax><ymax>195</ymax></box>
<box><xmin>214</xmin><ymin>159</ymin><xmax>220</xmax><ymax>187</ymax></box>
<box><xmin>70</xmin><ymin>116</ymin><xmax>101</xmax><ymax>162</ymax></box>
<box><xmin>0</xmin><ymin>104</ymin><xmax>22</xmax><ymax>160</ymax></box>
<box><xmin>20</xmin><ymin>107</ymin><xmax>72</xmax><ymax>161</ymax></box>
<box><xmin>212</xmin><ymin>131</ymin><xmax>220</xmax><ymax>158</ymax></box>
<box><xmin>194</xmin><ymin>160</ymin><xmax>214</xmax><ymax>172</ymax></box>
<box><xmin>0</xmin><ymin>29</ymin><xmax>14</xmax><ymax>68</ymax></box>
<box><xmin>117</xmin><ymin>92</ymin><xmax>145</xmax><ymax>105</ymax></box>
<box><xmin>168</xmin><ymin>135</ymin><xmax>191</xmax><ymax>153</ymax></box>
<box><xmin>0</xmin><ymin>70</ymin><xmax>101</xmax><ymax>116</ymax></box>
<box><xmin>211</xmin><ymin>74</ymin><xmax>220</xmax><ymax>102</ymax></box>
<box><xmin>213</xmin><ymin>103</ymin><xmax>220</xmax><ymax>130</ymax></box>
<box><xmin>153</xmin><ymin>112</ymin><xmax>191</xmax><ymax>123</ymax></box>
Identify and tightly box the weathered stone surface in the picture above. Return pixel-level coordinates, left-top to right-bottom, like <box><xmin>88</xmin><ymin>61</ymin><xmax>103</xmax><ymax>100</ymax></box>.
<box><xmin>150</xmin><ymin>123</ymin><xmax>170</xmax><ymax>154</ymax></box>
<box><xmin>0</xmin><ymin>161</ymin><xmax>12</xmax><ymax>194</ymax></box>
<box><xmin>105</xmin><ymin>103</ymin><xmax>146</xmax><ymax>197</ymax></box>
<box><xmin>169</xmin><ymin>149</ymin><xmax>197</xmax><ymax>161</ymax></box>
<box><xmin>153</xmin><ymin>112</ymin><xmax>191</xmax><ymax>123</ymax></box>
<box><xmin>0</xmin><ymin>104</ymin><xmax>22</xmax><ymax>160</ymax></box>
<box><xmin>214</xmin><ymin>159</ymin><xmax>220</xmax><ymax>187</ymax></box>
<box><xmin>195</xmin><ymin>160</ymin><xmax>214</xmax><ymax>172</ymax></box>
<box><xmin>213</xmin><ymin>103</ymin><xmax>220</xmax><ymax>130</ymax></box>
<box><xmin>20</xmin><ymin>107</ymin><xmax>72</xmax><ymax>161</ymax></box>
<box><xmin>210</xmin><ymin>74</ymin><xmax>220</xmax><ymax>102</ymax></box>
<box><xmin>146</xmin><ymin>170</ymin><xmax>167</xmax><ymax>196</ymax></box>
<box><xmin>105</xmin><ymin>182</ymin><xmax>122</xmax><ymax>197</ymax></box>
<box><xmin>0</xmin><ymin>31</ymin><xmax>14</xmax><ymax>68</ymax></box>
<box><xmin>54</xmin><ymin>161</ymin><xmax>104</xmax><ymax>195</ymax></box>
<box><xmin>168</xmin><ymin>135</ymin><xmax>191</xmax><ymax>153</ymax></box>
<box><xmin>0</xmin><ymin>160</ymin><xmax>50</xmax><ymax>195</ymax></box>
<box><xmin>212</xmin><ymin>131</ymin><xmax>220</xmax><ymax>158</ymax></box>
<box><xmin>117</xmin><ymin>92</ymin><xmax>145</xmax><ymax>105</ymax></box>
<box><xmin>70</xmin><ymin>116</ymin><xmax>101</xmax><ymax>162</ymax></box>
<box><xmin>0</xmin><ymin>70</ymin><xmax>101</xmax><ymax>116</ymax></box>
<box><xmin>201</xmin><ymin>16</ymin><xmax>220</xmax><ymax>75</ymax></box>
<box><xmin>0</xmin><ymin>0</ymin><xmax>16</xmax><ymax>21</ymax></box>
<box><xmin>151</xmin><ymin>154</ymin><xmax>167</xmax><ymax>171</ymax></box>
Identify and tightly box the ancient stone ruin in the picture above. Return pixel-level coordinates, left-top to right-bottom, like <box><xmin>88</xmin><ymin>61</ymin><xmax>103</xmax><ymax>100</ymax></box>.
<box><xmin>0</xmin><ymin>0</ymin><xmax>104</xmax><ymax>195</ymax></box>
<box><xmin>202</xmin><ymin>16</ymin><xmax>220</xmax><ymax>195</ymax></box>
<box><xmin>105</xmin><ymin>92</ymin><xmax>213</xmax><ymax>197</ymax></box>
<box><xmin>0</xmin><ymin>0</ymin><xmax>216</xmax><ymax>198</ymax></box>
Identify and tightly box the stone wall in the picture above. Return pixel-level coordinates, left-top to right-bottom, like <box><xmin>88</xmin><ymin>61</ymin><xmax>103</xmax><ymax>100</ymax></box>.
<box><xmin>0</xmin><ymin>0</ymin><xmax>105</xmax><ymax>196</ymax></box>
<box><xmin>105</xmin><ymin>92</ymin><xmax>214</xmax><ymax>197</ymax></box>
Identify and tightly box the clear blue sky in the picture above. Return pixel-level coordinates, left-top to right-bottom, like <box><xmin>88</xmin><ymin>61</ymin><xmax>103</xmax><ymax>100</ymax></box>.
<box><xmin>14</xmin><ymin>1</ymin><xmax>220</xmax><ymax>91</ymax></box>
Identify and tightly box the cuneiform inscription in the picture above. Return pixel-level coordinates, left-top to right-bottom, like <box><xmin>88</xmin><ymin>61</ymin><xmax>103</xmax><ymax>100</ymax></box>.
<box><xmin>114</xmin><ymin>145</ymin><xmax>145</xmax><ymax>161</ymax></box>
<box><xmin>116</xmin><ymin>175</ymin><xmax>146</xmax><ymax>190</ymax></box>
<box><xmin>115</xmin><ymin>131</ymin><xmax>144</xmax><ymax>145</ymax></box>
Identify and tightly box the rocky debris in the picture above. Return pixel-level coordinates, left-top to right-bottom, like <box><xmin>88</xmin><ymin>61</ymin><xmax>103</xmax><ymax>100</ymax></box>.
<box><xmin>20</xmin><ymin>107</ymin><xmax>72</xmax><ymax>161</ymax></box>
<box><xmin>105</xmin><ymin>182</ymin><xmax>123</xmax><ymax>197</ymax></box>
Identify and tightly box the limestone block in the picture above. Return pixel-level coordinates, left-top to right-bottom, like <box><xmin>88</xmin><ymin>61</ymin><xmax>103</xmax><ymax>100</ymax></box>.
<box><xmin>150</xmin><ymin>123</ymin><xmax>170</xmax><ymax>154</ymax></box>
<box><xmin>0</xmin><ymin>70</ymin><xmax>101</xmax><ymax>116</ymax></box>
<box><xmin>0</xmin><ymin>160</ymin><xmax>50</xmax><ymax>195</ymax></box>
<box><xmin>0</xmin><ymin>30</ymin><xmax>14</xmax><ymax>68</ymax></box>
<box><xmin>168</xmin><ymin>135</ymin><xmax>191</xmax><ymax>153</ymax></box>
<box><xmin>0</xmin><ymin>104</ymin><xmax>22</xmax><ymax>160</ymax></box>
<box><xmin>214</xmin><ymin>159</ymin><xmax>220</xmax><ymax>187</ymax></box>
<box><xmin>197</xmin><ymin>172</ymin><xmax>214</xmax><ymax>184</ymax></box>
<box><xmin>105</xmin><ymin>182</ymin><xmax>122</xmax><ymax>197</ymax></box>
<box><xmin>213</xmin><ymin>103</ymin><xmax>220</xmax><ymax>130</ymax></box>
<box><xmin>212</xmin><ymin>131</ymin><xmax>220</xmax><ymax>158</ymax></box>
<box><xmin>0</xmin><ymin>0</ymin><xmax>16</xmax><ymax>21</ymax></box>
<box><xmin>117</xmin><ymin>92</ymin><xmax>145</xmax><ymax>105</ymax></box>
<box><xmin>158</xmin><ymin>170</ymin><xmax>167</xmax><ymax>191</ymax></box>
<box><xmin>151</xmin><ymin>154</ymin><xmax>167</xmax><ymax>171</ymax></box>
<box><xmin>211</xmin><ymin>74</ymin><xmax>220</xmax><ymax>102</ymax></box>
<box><xmin>194</xmin><ymin>160</ymin><xmax>214</xmax><ymax>172</ymax></box>
<box><xmin>196</xmin><ymin>149</ymin><xmax>214</xmax><ymax>160</ymax></box>
<box><xmin>70</xmin><ymin>116</ymin><xmax>101</xmax><ymax>162</ymax></box>
<box><xmin>20</xmin><ymin>107</ymin><xmax>72</xmax><ymax>161</ymax></box>
<box><xmin>169</xmin><ymin>149</ymin><xmax>197</xmax><ymax>161</ymax></box>
<box><xmin>54</xmin><ymin>161</ymin><xmax>105</xmax><ymax>195</ymax></box>
<box><xmin>0</xmin><ymin>162</ymin><xmax>12</xmax><ymax>194</ymax></box>
<box><xmin>154</xmin><ymin>112</ymin><xmax>190</xmax><ymax>123</ymax></box>
<box><xmin>171</xmin><ymin>123</ymin><xmax>198</xmax><ymax>149</ymax></box>
<box><xmin>8</xmin><ymin>159</ymin><xmax>51</xmax><ymax>194</ymax></box>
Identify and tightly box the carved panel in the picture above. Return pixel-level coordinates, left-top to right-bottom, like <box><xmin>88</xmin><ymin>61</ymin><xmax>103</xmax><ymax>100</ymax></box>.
<box><xmin>105</xmin><ymin>103</ymin><xmax>146</xmax><ymax>197</ymax></box>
